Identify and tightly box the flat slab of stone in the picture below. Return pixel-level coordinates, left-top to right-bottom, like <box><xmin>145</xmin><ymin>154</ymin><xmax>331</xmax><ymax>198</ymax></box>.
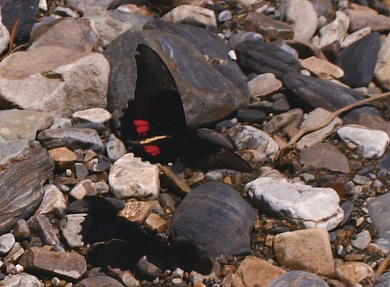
<box><xmin>37</xmin><ymin>128</ymin><xmax>104</xmax><ymax>151</ymax></box>
<box><xmin>0</xmin><ymin>109</ymin><xmax>54</xmax><ymax>141</ymax></box>
<box><xmin>19</xmin><ymin>247</ymin><xmax>87</xmax><ymax>280</ymax></box>
<box><xmin>0</xmin><ymin>140</ymin><xmax>53</xmax><ymax>233</ymax></box>
<box><xmin>273</xmin><ymin>229</ymin><xmax>334</xmax><ymax>277</ymax></box>
<box><xmin>246</xmin><ymin>177</ymin><xmax>344</xmax><ymax>230</ymax></box>
<box><xmin>301</xmin><ymin>56</ymin><xmax>344</xmax><ymax>79</ymax></box>
<box><xmin>72</xmin><ymin>108</ymin><xmax>112</xmax><ymax>124</ymax></box>
<box><xmin>74</xmin><ymin>276</ymin><xmax>124</xmax><ymax>287</ymax></box>
<box><xmin>337</xmin><ymin>125</ymin><xmax>389</xmax><ymax>158</ymax></box>
<box><xmin>248</xmin><ymin>73</ymin><xmax>283</xmax><ymax>98</ymax></box>
<box><xmin>300</xmin><ymin>143</ymin><xmax>350</xmax><ymax>173</ymax></box>
<box><xmin>346</xmin><ymin>9</ymin><xmax>390</xmax><ymax>32</ymax></box>
<box><xmin>245</xmin><ymin>12</ymin><xmax>293</xmax><ymax>39</ymax></box>
<box><xmin>109</xmin><ymin>153</ymin><xmax>160</xmax><ymax>199</ymax></box>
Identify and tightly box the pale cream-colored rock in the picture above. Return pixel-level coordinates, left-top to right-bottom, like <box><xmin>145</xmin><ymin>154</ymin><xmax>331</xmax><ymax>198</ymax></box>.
<box><xmin>119</xmin><ymin>200</ymin><xmax>161</xmax><ymax>224</ymax></box>
<box><xmin>231</xmin><ymin>256</ymin><xmax>286</xmax><ymax>287</ymax></box>
<box><xmin>109</xmin><ymin>153</ymin><xmax>160</xmax><ymax>199</ymax></box>
<box><xmin>49</xmin><ymin>147</ymin><xmax>77</xmax><ymax>167</ymax></box>
<box><xmin>341</xmin><ymin>27</ymin><xmax>371</xmax><ymax>48</ymax></box>
<box><xmin>318</xmin><ymin>11</ymin><xmax>350</xmax><ymax>48</ymax></box>
<box><xmin>162</xmin><ymin>5</ymin><xmax>217</xmax><ymax>27</ymax></box>
<box><xmin>145</xmin><ymin>213</ymin><xmax>168</xmax><ymax>233</ymax></box>
<box><xmin>274</xmin><ymin>228</ymin><xmax>335</xmax><ymax>277</ymax></box>
<box><xmin>72</xmin><ymin>108</ymin><xmax>112</xmax><ymax>124</ymax></box>
<box><xmin>301</xmin><ymin>56</ymin><xmax>344</xmax><ymax>79</ymax></box>
<box><xmin>248</xmin><ymin>73</ymin><xmax>282</xmax><ymax>98</ymax></box>
<box><xmin>280</xmin><ymin>0</ymin><xmax>318</xmax><ymax>41</ymax></box>
<box><xmin>69</xmin><ymin>179</ymin><xmax>98</xmax><ymax>200</ymax></box>
<box><xmin>297</xmin><ymin>108</ymin><xmax>342</xmax><ymax>150</ymax></box>
<box><xmin>36</xmin><ymin>184</ymin><xmax>66</xmax><ymax>214</ymax></box>
<box><xmin>0</xmin><ymin>47</ymin><xmax>109</xmax><ymax>117</ymax></box>
<box><xmin>335</xmin><ymin>260</ymin><xmax>373</xmax><ymax>285</ymax></box>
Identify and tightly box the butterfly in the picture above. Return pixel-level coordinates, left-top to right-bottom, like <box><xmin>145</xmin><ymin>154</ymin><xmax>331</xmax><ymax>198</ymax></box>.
<box><xmin>117</xmin><ymin>44</ymin><xmax>252</xmax><ymax>172</ymax></box>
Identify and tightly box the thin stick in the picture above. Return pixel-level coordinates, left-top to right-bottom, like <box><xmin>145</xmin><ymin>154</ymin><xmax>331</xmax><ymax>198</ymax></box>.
<box><xmin>288</xmin><ymin>92</ymin><xmax>390</xmax><ymax>147</ymax></box>
<box><xmin>9</xmin><ymin>19</ymin><xmax>21</xmax><ymax>51</ymax></box>
<box><xmin>376</xmin><ymin>254</ymin><xmax>390</xmax><ymax>278</ymax></box>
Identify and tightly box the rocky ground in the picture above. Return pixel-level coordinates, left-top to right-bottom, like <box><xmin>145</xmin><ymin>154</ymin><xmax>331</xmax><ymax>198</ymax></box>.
<box><xmin>1</xmin><ymin>0</ymin><xmax>390</xmax><ymax>286</ymax></box>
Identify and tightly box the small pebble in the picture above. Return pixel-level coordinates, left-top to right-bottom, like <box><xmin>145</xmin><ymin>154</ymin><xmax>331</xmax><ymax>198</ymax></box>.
<box><xmin>0</xmin><ymin>233</ymin><xmax>15</xmax><ymax>254</ymax></box>
<box><xmin>218</xmin><ymin>10</ymin><xmax>232</xmax><ymax>22</ymax></box>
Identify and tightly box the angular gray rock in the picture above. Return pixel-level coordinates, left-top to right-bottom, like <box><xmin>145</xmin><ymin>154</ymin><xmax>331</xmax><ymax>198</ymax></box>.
<box><xmin>337</xmin><ymin>126</ymin><xmax>389</xmax><ymax>159</ymax></box>
<box><xmin>375</xmin><ymin>272</ymin><xmax>390</xmax><ymax>287</ymax></box>
<box><xmin>351</xmin><ymin>230</ymin><xmax>371</xmax><ymax>250</ymax></box>
<box><xmin>0</xmin><ymin>47</ymin><xmax>109</xmax><ymax>117</ymax></box>
<box><xmin>300</xmin><ymin>143</ymin><xmax>350</xmax><ymax>173</ymax></box>
<box><xmin>106</xmin><ymin>134</ymin><xmax>127</xmax><ymax>161</ymax></box>
<box><xmin>0</xmin><ymin>109</ymin><xmax>54</xmax><ymax>141</ymax></box>
<box><xmin>37</xmin><ymin>128</ymin><xmax>104</xmax><ymax>151</ymax></box>
<box><xmin>368</xmin><ymin>192</ymin><xmax>390</xmax><ymax>252</ymax></box>
<box><xmin>85</xmin><ymin>8</ymin><xmax>151</xmax><ymax>47</ymax></box>
<box><xmin>28</xmin><ymin>214</ymin><xmax>64</xmax><ymax>252</ymax></box>
<box><xmin>0</xmin><ymin>140</ymin><xmax>53</xmax><ymax>234</ymax></box>
<box><xmin>337</xmin><ymin>32</ymin><xmax>381</xmax><ymax>88</ymax></box>
<box><xmin>228</xmin><ymin>125</ymin><xmax>279</xmax><ymax>156</ymax></box>
<box><xmin>246</xmin><ymin>177</ymin><xmax>344</xmax><ymax>230</ymax></box>
<box><xmin>108</xmin><ymin>153</ymin><xmax>160</xmax><ymax>199</ymax></box>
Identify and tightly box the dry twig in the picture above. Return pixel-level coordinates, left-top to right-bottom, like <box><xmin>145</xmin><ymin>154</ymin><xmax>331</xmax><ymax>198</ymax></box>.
<box><xmin>274</xmin><ymin>91</ymin><xmax>390</xmax><ymax>161</ymax></box>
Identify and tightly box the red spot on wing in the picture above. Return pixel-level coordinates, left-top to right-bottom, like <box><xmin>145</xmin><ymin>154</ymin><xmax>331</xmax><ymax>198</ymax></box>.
<box><xmin>134</xmin><ymin>119</ymin><xmax>150</xmax><ymax>136</ymax></box>
<box><xmin>144</xmin><ymin>145</ymin><xmax>161</xmax><ymax>156</ymax></box>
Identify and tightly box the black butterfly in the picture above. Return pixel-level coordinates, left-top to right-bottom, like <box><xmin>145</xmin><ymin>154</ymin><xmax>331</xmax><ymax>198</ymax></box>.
<box><xmin>118</xmin><ymin>44</ymin><xmax>252</xmax><ymax>173</ymax></box>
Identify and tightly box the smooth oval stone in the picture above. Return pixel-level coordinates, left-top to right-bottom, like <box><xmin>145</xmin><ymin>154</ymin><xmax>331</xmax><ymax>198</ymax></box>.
<box><xmin>170</xmin><ymin>182</ymin><xmax>256</xmax><ymax>260</ymax></box>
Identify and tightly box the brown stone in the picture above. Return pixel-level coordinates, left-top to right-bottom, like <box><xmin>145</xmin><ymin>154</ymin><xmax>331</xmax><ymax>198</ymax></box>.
<box><xmin>273</xmin><ymin>228</ymin><xmax>334</xmax><ymax>277</ymax></box>
<box><xmin>232</xmin><ymin>256</ymin><xmax>286</xmax><ymax>287</ymax></box>
<box><xmin>301</xmin><ymin>56</ymin><xmax>344</xmax><ymax>79</ymax></box>
<box><xmin>119</xmin><ymin>200</ymin><xmax>161</xmax><ymax>223</ymax></box>
<box><xmin>49</xmin><ymin>147</ymin><xmax>77</xmax><ymax>168</ymax></box>
<box><xmin>335</xmin><ymin>260</ymin><xmax>373</xmax><ymax>285</ymax></box>
<box><xmin>346</xmin><ymin>9</ymin><xmax>390</xmax><ymax>32</ymax></box>
<box><xmin>300</xmin><ymin>143</ymin><xmax>350</xmax><ymax>173</ymax></box>
<box><xmin>145</xmin><ymin>213</ymin><xmax>168</xmax><ymax>233</ymax></box>
<box><xmin>245</xmin><ymin>12</ymin><xmax>293</xmax><ymax>39</ymax></box>
<box><xmin>19</xmin><ymin>247</ymin><xmax>87</xmax><ymax>280</ymax></box>
<box><xmin>248</xmin><ymin>73</ymin><xmax>282</xmax><ymax>98</ymax></box>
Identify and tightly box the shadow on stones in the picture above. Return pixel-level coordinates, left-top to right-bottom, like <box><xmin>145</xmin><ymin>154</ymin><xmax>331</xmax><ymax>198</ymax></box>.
<box><xmin>72</xmin><ymin>196</ymin><xmax>213</xmax><ymax>274</ymax></box>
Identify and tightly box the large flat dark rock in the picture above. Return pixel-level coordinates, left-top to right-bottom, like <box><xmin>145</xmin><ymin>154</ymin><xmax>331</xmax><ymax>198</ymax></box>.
<box><xmin>0</xmin><ymin>140</ymin><xmax>53</xmax><ymax>234</ymax></box>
